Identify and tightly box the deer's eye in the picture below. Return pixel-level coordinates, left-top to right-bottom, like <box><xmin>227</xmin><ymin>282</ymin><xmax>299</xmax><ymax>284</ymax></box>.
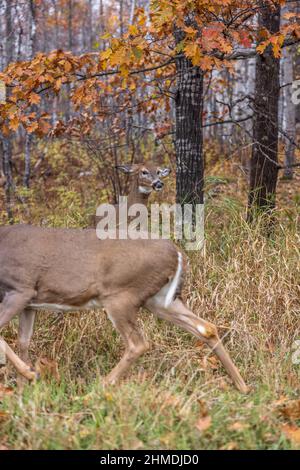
<box><xmin>141</xmin><ymin>170</ymin><xmax>149</xmax><ymax>176</ymax></box>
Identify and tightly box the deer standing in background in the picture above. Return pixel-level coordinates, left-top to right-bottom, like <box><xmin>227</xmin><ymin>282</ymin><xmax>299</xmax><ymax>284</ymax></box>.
<box><xmin>0</xmin><ymin>224</ymin><xmax>247</xmax><ymax>393</ymax></box>
<box><xmin>94</xmin><ymin>162</ymin><xmax>171</xmax><ymax>228</ymax></box>
<box><xmin>115</xmin><ymin>162</ymin><xmax>171</xmax><ymax>208</ymax></box>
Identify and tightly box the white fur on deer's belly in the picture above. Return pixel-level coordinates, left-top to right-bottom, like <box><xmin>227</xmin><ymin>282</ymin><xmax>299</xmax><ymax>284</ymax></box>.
<box><xmin>150</xmin><ymin>251</ymin><xmax>183</xmax><ymax>308</ymax></box>
<box><xmin>29</xmin><ymin>298</ymin><xmax>103</xmax><ymax>312</ymax></box>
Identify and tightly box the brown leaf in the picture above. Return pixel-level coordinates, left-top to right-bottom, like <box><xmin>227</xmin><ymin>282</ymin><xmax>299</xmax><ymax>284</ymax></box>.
<box><xmin>276</xmin><ymin>399</ymin><xmax>300</xmax><ymax>421</ymax></box>
<box><xmin>220</xmin><ymin>441</ymin><xmax>239</xmax><ymax>450</ymax></box>
<box><xmin>228</xmin><ymin>421</ymin><xmax>249</xmax><ymax>432</ymax></box>
<box><xmin>0</xmin><ymin>411</ymin><xmax>9</xmax><ymax>423</ymax></box>
<box><xmin>195</xmin><ymin>415</ymin><xmax>212</xmax><ymax>433</ymax></box>
<box><xmin>0</xmin><ymin>384</ymin><xmax>14</xmax><ymax>399</ymax></box>
<box><xmin>281</xmin><ymin>424</ymin><xmax>300</xmax><ymax>447</ymax></box>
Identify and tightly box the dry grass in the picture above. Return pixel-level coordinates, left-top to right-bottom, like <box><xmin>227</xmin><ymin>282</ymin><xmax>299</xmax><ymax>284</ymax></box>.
<box><xmin>0</xmin><ymin>141</ymin><xmax>299</xmax><ymax>449</ymax></box>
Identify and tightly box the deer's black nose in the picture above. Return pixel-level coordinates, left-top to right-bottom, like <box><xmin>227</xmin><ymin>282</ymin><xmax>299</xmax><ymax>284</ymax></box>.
<box><xmin>153</xmin><ymin>180</ymin><xmax>164</xmax><ymax>191</ymax></box>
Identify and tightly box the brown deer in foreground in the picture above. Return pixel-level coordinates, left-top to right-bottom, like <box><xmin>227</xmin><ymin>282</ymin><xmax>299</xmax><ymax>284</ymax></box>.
<box><xmin>0</xmin><ymin>224</ymin><xmax>247</xmax><ymax>392</ymax></box>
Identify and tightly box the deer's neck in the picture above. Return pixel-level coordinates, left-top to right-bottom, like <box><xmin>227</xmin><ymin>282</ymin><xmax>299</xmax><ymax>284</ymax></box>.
<box><xmin>127</xmin><ymin>179</ymin><xmax>150</xmax><ymax>208</ymax></box>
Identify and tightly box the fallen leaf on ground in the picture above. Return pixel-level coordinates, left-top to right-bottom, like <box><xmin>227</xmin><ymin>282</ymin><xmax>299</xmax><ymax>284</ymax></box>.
<box><xmin>276</xmin><ymin>399</ymin><xmax>300</xmax><ymax>421</ymax></box>
<box><xmin>195</xmin><ymin>415</ymin><xmax>212</xmax><ymax>433</ymax></box>
<box><xmin>228</xmin><ymin>421</ymin><xmax>249</xmax><ymax>432</ymax></box>
<box><xmin>281</xmin><ymin>424</ymin><xmax>300</xmax><ymax>446</ymax></box>
<box><xmin>0</xmin><ymin>411</ymin><xmax>9</xmax><ymax>423</ymax></box>
<box><xmin>220</xmin><ymin>441</ymin><xmax>239</xmax><ymax>450</ymax></box>
<box><xmin>0</xmin><ymin>384</ymin><xmax>13</xmax><ymax>399</ymax></box>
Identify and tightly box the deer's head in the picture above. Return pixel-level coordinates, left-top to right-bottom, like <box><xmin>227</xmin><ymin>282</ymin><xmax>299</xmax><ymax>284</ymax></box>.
<box><xmin>116</xmin><ymin>163</ymin><xmax>171</xmax><ymax>195</ymax></box>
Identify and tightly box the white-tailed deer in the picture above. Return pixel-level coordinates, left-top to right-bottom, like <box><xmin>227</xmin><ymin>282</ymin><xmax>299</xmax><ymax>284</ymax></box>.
<box><xmin>93</xmin><ymin>162</ymin><xmax>170</xmax><ymax>229</ymax></box>
<box><xmin>115</xmin><ymin>162</ymin><xmax>171</xmax><ymax>208</ymax></box>
<box><xmin>0</xmin><ymin>225</ymin><xmax>247</xmax><ymax>393</ymax></box>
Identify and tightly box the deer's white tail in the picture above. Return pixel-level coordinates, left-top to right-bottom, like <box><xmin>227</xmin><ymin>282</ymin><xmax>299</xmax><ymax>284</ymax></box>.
<box><xmin>150</xmin><ymin>251</ymin><xmax>183</xmax><ymax>309</ymax></box>
<box><xmin>164</xmin><ymin>251</ymin><xmax>183</xmax><ymax>307</ymax></box>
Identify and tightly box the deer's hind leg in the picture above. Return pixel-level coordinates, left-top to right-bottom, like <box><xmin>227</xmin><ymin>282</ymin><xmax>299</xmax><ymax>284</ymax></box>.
<box><xmin>146</xmin><ymin>297</ymin><xmax>248</xmax><ymax>393</ymax></box>
<box><xmin>18</xmin><ymin>308</ymin><xmax>36</xmax><ymax>364</ymax></box>
<box><xmin>103</xmin><ymin>297</ymin><xmax>149</xmax><ymax>385</ymax></box>
<box><xmin>0</xmin><ymin>290</ymin><xmax>37</xmax><ymax>381</ymax></box>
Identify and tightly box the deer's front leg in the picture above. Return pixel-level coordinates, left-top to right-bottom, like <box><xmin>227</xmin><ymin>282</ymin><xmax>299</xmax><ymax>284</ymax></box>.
<box><xmin>0</xmin><ymin>291</ymin><xmax>37</xmax><ymax>381</ymax></box>
<box><xmin>146</xmin><ymin>297</ymin><xmax>248</xmax><ymax>394</ymax></box>
<box><xmin>18</xmin><ymin>308</ymin><xmax>36</xmax><ymax>364</ymax></box>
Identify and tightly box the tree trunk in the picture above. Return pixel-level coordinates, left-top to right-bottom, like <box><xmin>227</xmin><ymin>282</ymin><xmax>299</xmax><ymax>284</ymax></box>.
<box><xmin>24</xmin><ymin>0</ymin><xmax>37</xmax><ymax>188</ymax></box>
<box><xmin>282</xmin><ymin>45</ymin><xmax>295</xmax><ymax>179</ymax></box>
<box><xmin>248</xmin><ymin>1</ymin><xmax>280</xmax><ymax>218</ymax></box>
<box><xmin>2</xmin><ymin>0</ymin><xmax>13</xmax><ymax>221</ymax></box>
<box><xmin>65</xmin><ymin>0</ymin><xmax>73</xmax><ymax>122</ymax></box>
<box><xmin>174</xmin><ymin>28</ymin><xmax>204</xmax><ymax>214</ymax></box>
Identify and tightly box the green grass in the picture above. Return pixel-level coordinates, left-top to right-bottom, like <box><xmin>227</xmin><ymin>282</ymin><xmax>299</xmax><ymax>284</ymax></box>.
<box><xmin>0</xmin><ymin>370</ymin><xmax>298</xmax><ymax>450</ymax></box>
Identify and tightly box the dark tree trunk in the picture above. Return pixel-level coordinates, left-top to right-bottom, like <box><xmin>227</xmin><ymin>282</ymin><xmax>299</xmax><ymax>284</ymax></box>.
<box><xmin>174</xmin><ymin>29</ymin><xmax>204</xmax><ymax>213</ymax></box>
<box><xmin>248</xmin><ymin>2</ymin><xmax>281</xmax><ymax>218</ymax></box>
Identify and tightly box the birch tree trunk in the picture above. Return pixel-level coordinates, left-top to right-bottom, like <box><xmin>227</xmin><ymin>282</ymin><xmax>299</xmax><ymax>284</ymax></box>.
<box><xmin>282</xmin><ymin>46</ymin><xmax>296</xmax><ymax>180</ymax></box>
<box><xmin>24</xmin><ymin>0</ymin><xmax>37</xmax><ymax>188</ymax></box>
<box><xmin>2</xmin><ymin>0</ymin><xmax>13</xmax><ymax>221</ymax></box>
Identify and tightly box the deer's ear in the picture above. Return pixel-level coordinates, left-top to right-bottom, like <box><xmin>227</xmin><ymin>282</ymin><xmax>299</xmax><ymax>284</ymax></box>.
<box><xmin>158</xmin><ymin>167</ymin><xmax>171</xmax><ymax>178</ymax></box>
<box><xmin>115</xmin><ymin>164</ymin><xmax>136</xmax><ymax>174</ymax></box>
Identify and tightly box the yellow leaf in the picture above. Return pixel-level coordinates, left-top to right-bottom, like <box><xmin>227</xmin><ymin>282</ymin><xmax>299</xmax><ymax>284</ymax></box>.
<box><xmin>100</xmin><ymin>48</ymin><xmax>113</xmax><ymax>61</ymax></box>
<box><xmin>257</xmin><ymin>41</ymin><xmax>268</xmax><ymax>55</ymax></box>
<box><xmin>184</xmin><ymin>43</ymin><xmax>201</xmax><ymax>66</ymax></box>
<box><xmin>128</xmin><ymin>25</ymin><xmax>138</xmax><ymax>36</ymax></box>
<box><xmin>100</xmin><ymin>32</ymin><xmax>112</xmax><ymax>40</ymax></box>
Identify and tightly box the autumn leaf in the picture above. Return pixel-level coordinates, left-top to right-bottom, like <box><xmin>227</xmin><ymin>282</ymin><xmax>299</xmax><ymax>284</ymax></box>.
<box><xmin>26</xmin><ymin>121</ymin><xmax>39</xmax><ymax>133</ymax></box>
<box><xmin>0</xmin><ymin>384</ymin><xmax>14</xmax><ymax>399</ymax></box>
<box><xmin>281</xmin><ymin>424</ymin><xmax>300</xmax><ymax>447</ymax></box>
<box><xmin>28</xmin><ymin>93</ymin><xmax>41</xmax><ymax>105</ymax></box>
<box><xmin>220</xmin><ymin>441</ymin><xmax>239</xmax><ymax>450</ymax></box>
<box><xmin>128</xmin><ymin>25</ymin><xmax>139</xmax><ymax>36</ymax></box>
<box><xmin>132</xmin><ymin>47</ymin><xmax>143</xmax><ymax>60</ymax></box>
<box><xmin>8</xmin><ymin>116</ymin><xmax>20</xmax><ymax>132</ymax></box>
<box><xmin>100</xmin><ymin>48</ymin><xmax>113</xmax><ymax>61</ymax></box>
<box><xmin>184</xmin><ymin>43</ymin><xmax>201</xmax><ymax>66</ymax></box>
<box><xmin>276</xmin><ymin>399</ymin><xmax>300</xmax><ymax>421</ymax></box>
<box><xmin>228</xmin><ymin>421</ymin><xmax>249</xmax><ymax>432</ymax></box>
<box><xmin>195</xmin><ymin>415</ymin><xmax>212</xmax><ymax>433</ymax></box>
<box><xmin>100</xmin><ymin>32</ymin><xmax>112</xmax><ymax>40</ymax></box>
<box><xmin>257</xmin><ymin>40</ymin><xmax>269</xmax><ymax>55</ymax></box>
